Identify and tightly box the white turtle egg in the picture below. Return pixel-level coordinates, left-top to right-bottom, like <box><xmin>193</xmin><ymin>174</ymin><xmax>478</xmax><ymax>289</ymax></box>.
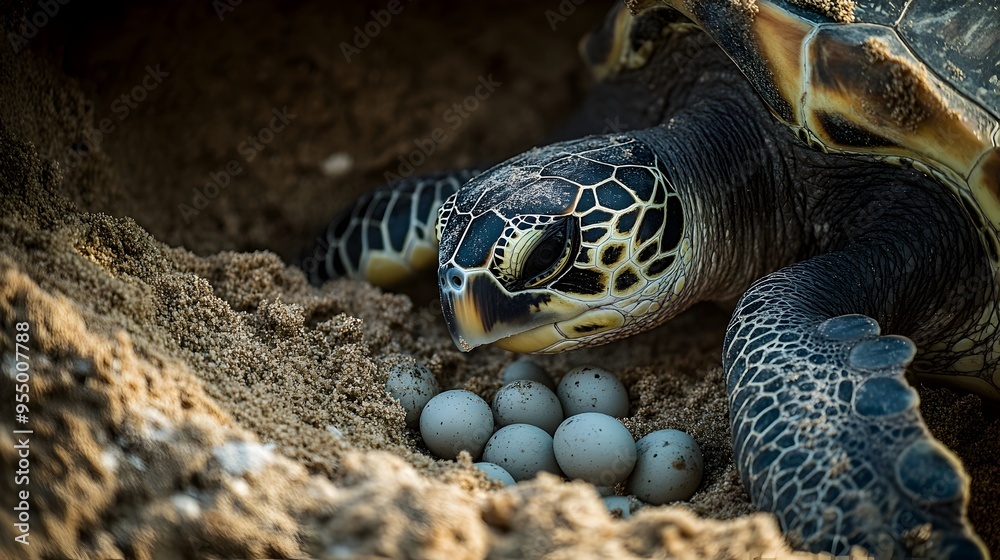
<box><xmin>419</xmin><ymin>390</ymin><xmax>493</xmax><ymax>460</ymax></box>
<box><xmin>481</xmin><ymin>424</ymin><xmax>561</xmax><ymax>482</ymax></box>
<box><xmin>383</xmin><ymin>354</ymin><xmax>440</xmax><ymax>428</ymax></box>
<box><xmin>501</xmin><ymin>357</ymin><xmax>555</xmax><ymax>389</ymax></box>
<box><xmin>474</xmin><ymin>462</ymin><xmax>516</xmax><ymax>487</ymax></box>
<box><xmin>492</xmin><ymin>380</ymin><xmax>564</xmax><ymax>435</ymax></box>
<box><xmin>556</xmin><ymin>366</ymin><xmax>629</xmax><ymax>417</ymax></box>
<box><xmin>625</xmin><ymin>429</ymin><xmax>704</xmax><ymax>504</ymax></box>
<box><xmin>552</xmin><ymin>413</ymin><xmax>636</xmax><ymax>485</ymax></box>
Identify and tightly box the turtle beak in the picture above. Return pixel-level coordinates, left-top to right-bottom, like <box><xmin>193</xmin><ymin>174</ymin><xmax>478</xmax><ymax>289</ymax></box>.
<box><xmin>439</xmin><ymin>268</ymin><xmax>570</xmax><ymax>353</ymax></box>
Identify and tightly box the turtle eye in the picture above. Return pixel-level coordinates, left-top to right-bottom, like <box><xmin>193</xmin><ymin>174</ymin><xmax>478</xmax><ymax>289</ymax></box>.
<box><xmin>518</xmin><ymin>217</ymin><xmax>579</xmax><ymax>290</ymax></box>
<box><xmin>492</xmin><ymin>216</ymin><xmax>580</xmax><ymax>291</ymax></box>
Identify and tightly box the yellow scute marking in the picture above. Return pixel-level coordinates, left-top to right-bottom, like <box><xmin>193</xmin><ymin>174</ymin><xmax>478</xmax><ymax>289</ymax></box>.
<box><xmin>494</xmin><ymin>324</ymin><xmax>565</xmax><ymax>354</ymax></box>
<box><xmin>408</xmin><ymin>244</ymin><xmax>437</xmax><ymax>271</ymax></box>
<box><xmin>754</xmin><ymin>2</ymin><xmax>811</xmax><ymax>126</ymax></box>
<box><xmin>365</xmin><ymin>254</ymin><xmax>412</xmax><ymax>288</ymax></box>
<box><xmin>952</xmin><ymin>338</ymin><xmax>976</xmax><ymax>353</ymax></box>
<box><xmin>673</xmin><ymin>275</ymin><xmax>686</xmax><ymax>295</ymax></box>
<box><xmin>556</xmin><ymin>309</ymin><xmax>625</xmax><ymax>339</ymax></box>
<box><xmin>805</xmin><ymin>31</ymin><xmax>986</xmax><ymax>158</ymax></box>
<box><xmin>803</xmin><ymin>27</ymin><xmax>1000</xmax><ymax>236</ymax></box>
<box><xmin>953</xmin><ymin>354</ymin><xmax>986</xmax><ymax>373</ymax></box>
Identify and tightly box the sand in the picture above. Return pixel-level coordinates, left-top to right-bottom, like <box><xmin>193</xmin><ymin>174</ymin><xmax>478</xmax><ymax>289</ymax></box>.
<box><xmin>0</xmin><ymin>1</ymin><xmax>996</xmax><ymax>559</ymax></box>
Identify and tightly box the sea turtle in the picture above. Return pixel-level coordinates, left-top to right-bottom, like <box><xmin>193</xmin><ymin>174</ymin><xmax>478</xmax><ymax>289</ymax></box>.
<box><xmin>299</xmin><ymin>0</ymin><xmax>998</xmax><ymax>557</ymax></box>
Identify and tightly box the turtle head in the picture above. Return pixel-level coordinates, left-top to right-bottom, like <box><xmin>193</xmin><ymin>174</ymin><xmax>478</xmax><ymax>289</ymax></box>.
<box><xmin>436</xmin><ymin>135</ymin><xmax>691</xmax><ymax>353</ymax></box>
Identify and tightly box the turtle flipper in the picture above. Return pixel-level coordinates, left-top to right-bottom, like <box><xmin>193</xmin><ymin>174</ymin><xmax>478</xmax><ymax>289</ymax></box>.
<box><xmin>724</xmin><ymin>264</ymin><xmax>988</xmax><ymax>558</ymax></box>
<box><xmin>298</xmin><ymin>170</ymin><xmax>481</xmax><ymax>287</ymax></box>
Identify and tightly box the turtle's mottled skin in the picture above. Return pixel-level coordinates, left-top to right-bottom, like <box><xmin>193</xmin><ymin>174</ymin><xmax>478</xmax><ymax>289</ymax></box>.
<box><xmin>303</xmin><ymin>1</ymin><xmax>998</xmax><ymax>557</ymax></box>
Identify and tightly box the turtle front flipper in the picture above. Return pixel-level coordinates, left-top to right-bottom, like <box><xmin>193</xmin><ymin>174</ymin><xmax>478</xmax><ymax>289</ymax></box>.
<box><xmin>725</xmin><ymin>259</ymin><xmax>989</xmax><ymax>558</ymax></box>
<box><xmin>298</xmin><ymin>170</ymin><xmax>481</xmax><ymax>287</ymax></box>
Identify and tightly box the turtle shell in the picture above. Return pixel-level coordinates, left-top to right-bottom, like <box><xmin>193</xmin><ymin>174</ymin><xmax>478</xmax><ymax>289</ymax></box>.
<box><xmin>633</xmin><ymin>0</ymin><xmax>1000</xmax><ymax>262</ymax></box>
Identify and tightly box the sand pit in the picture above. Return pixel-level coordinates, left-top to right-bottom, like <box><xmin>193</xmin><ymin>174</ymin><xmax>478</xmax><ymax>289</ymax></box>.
<box><xmin>0</xmin><ymin>1</ymin><xmax>996</xmax><ymax>558</ymax></box>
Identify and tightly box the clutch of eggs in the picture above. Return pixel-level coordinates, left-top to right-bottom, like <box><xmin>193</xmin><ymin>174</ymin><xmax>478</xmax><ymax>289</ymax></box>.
<box><xmin>382</xmin><ymin>355</ymin><xmax>703</xmax><ymax>510</ymax></box>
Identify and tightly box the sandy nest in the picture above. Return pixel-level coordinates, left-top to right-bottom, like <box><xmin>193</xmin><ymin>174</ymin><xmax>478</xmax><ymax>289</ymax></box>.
<box><xmin>0</xmin><ymin>2</ymin><xmax>996</xmax><ymax>559</ymax></box>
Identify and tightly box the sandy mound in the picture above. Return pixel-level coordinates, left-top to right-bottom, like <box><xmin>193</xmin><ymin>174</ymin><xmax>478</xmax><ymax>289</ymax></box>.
<box><xmin>1</xmin><ymin>1</ymin><xmax>996</xmax><ymax>558</ymax></box>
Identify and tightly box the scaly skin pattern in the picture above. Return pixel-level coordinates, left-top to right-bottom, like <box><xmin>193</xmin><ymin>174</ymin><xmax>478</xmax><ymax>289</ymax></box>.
<box><xmin>719</xmin><ymin>145</ymin><xmax>996</xmax><ymax>557</ymax></box>
<box><xmin>727</xmin><ymin>292</ymin><xmax>986</xmax><ymax>557</ymax></box>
